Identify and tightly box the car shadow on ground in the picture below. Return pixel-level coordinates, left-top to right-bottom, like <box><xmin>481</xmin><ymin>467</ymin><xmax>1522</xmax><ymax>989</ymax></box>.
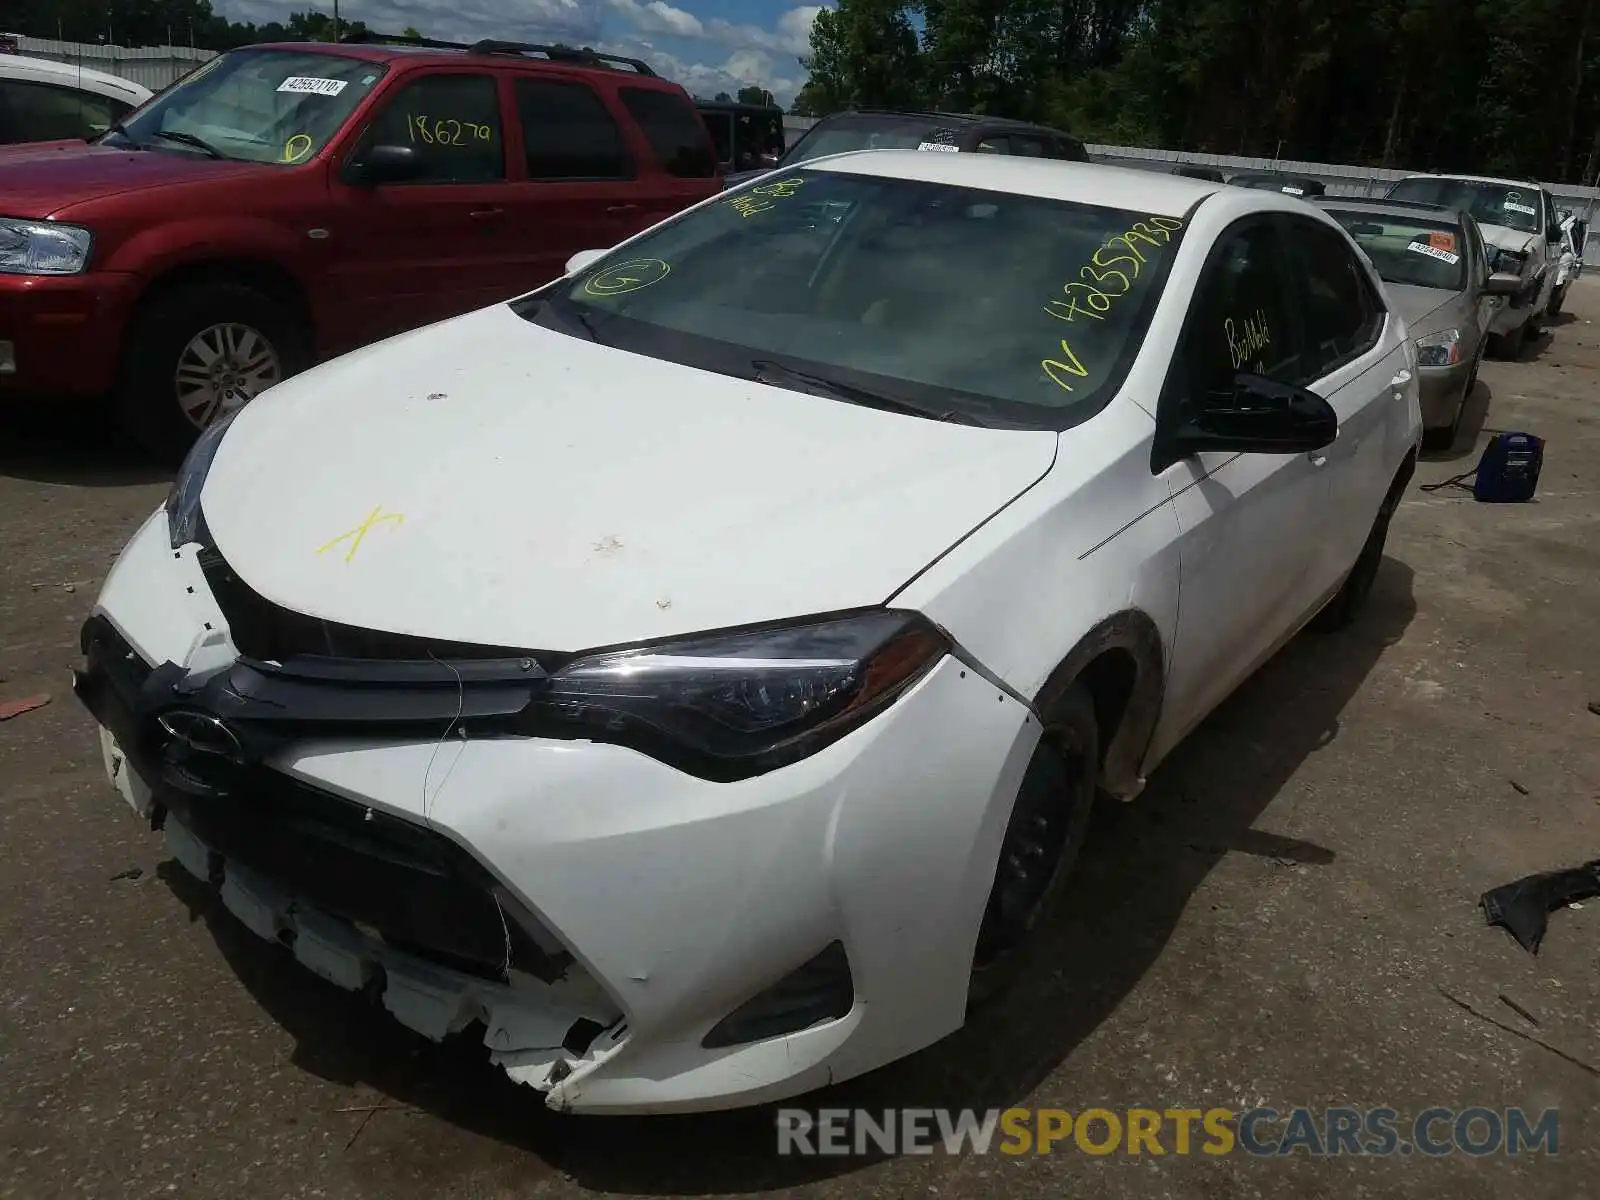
<box><xmin>158</xmin><ymin>559</ymin><xmax>1417</xmax><ymax>1192</ymax></box>
<box><xmin>0</xmin><ymin>402</ymin><xmax>170</xmax><ymax>487</ymax></box>
<box><xmin>1420</xmin><ymin>379</ymin><xmax>1493</xmax><ymax>463</ymax></box>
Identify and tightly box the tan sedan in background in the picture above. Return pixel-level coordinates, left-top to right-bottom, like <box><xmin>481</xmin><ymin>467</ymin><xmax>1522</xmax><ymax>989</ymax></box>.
<box><xmin>1321</xmin><ymin>197</ymin><xmax>1522</xmax><ymax>442</ymax></box>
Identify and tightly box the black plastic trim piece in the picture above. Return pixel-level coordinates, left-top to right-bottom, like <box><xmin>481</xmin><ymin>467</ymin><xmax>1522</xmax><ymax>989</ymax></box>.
<box><xmin>701</xmin><ymin>941</ymin><xmax>854</xmax><ymax>1049</ymax></box>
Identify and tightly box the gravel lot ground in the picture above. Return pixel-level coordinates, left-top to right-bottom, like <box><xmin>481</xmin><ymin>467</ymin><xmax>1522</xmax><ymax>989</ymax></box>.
<box><xmin>2</xmin><ymin>284</ymin><xmax>1598</xmax><ymax>1200</ymax></box>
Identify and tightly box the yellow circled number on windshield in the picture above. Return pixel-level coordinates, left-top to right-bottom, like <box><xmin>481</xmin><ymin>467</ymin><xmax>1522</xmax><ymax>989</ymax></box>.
<box><xmin>583</xmin><ymin>258</ymin><xmax>671</xmax><ymax>297</ymax></box>
<box><xmin>282</xmin><ymin>133</ymin><xmax>314</xmax><ymax>163</ymax></box>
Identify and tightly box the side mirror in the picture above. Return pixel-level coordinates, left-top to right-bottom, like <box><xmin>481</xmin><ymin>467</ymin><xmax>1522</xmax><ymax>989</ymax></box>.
<box><xmin>1547</xmin><ymin>222</ymin><xmax>1563</xmax><ymax>244</ymax></box>
<box><xmin>350</xmin><ymin>143</ymin><xmax>426</xmax><ymax>185</ymax></box>
<box><xmin>1176</xmin><ymin>372</ymin><xmax>1337</xmax><ymax>456</ymax></box>
<box><xmin>1485</xmin><ymin>270</ymin><xmax>1523</xmax><ymax>296</ymax></box>
<box><xmin>565</xmin><ymin>248</ymin><xmax>608</xmax><ymax>275</ymax></box>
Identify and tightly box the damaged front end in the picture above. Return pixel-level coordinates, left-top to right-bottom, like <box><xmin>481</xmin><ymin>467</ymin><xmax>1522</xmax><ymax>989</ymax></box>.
<box><xmin>73</xmin><ymin>612</ymin><xmax>627</xmax><ymax>1103</ymax></box>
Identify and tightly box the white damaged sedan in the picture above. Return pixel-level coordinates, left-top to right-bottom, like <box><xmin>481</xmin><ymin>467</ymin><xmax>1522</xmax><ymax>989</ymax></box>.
<box><xmin>75</xmin><ymin>152</ymin><xmax>1423</xmax><ymax>1114</ymax></box>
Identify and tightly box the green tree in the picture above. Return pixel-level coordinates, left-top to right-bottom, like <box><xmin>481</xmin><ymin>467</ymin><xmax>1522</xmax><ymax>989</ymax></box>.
<box><xmin>794</xmin><ymin>0</ymin><xmax>925</xmax><ymax>114</ymax></box>
<box><xmin>401</xmin><ymin>26</ymin><xmax>424</xmax><ymax>39</ymax></box>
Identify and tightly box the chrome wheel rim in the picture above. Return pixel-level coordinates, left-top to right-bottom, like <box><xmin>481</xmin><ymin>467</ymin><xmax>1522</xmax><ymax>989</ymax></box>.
<box><xmin>174</xmin><ymin>322</ymin><xmax>281</xmax><ymax>429</ymax></box>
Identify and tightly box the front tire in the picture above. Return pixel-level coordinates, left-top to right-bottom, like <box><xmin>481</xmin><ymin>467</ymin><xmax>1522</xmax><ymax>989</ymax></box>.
<box><xmin>1489</xmin><ymin>316</ymin><xmax>1527</xmax><ymax>361</ymax></box>
<box><xmin>1310</xmin><ymin>482</ymin><xmax>1401</xmax><ymax>631</ymax></box>
<box><xmin>968</xmin><ymin>682</ymin><xmax>1098</xmax><ymax>1008</ymax></box>
<box><xmin>1549</xmin><ymin>283</ymin><xmax>1567</xmax><ymax>317</ymax></box>
<box><xmin>115</xmin><ymin>282</ymin><xmax>309</xmax><ymax>463</ymax></box>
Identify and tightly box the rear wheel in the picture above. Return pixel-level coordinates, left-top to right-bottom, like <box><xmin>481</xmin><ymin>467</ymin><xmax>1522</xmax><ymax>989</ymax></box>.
<box><xmin>115</xmin><ymin>281</ymin><xmax>309</xmax><ymax>464</ymax></box>
<box><xmin>968</xmin><ymin>682</ymin><xmax>1098</xmax><ymax>1008</ymax></box>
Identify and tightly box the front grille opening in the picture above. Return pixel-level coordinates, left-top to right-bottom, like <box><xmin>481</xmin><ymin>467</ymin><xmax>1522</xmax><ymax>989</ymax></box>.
<box><xmin>169</xmin><ymin>773</ymin><xmax>573</xmax><ymax>986</ymax></box>
<box><xmin>195</xmin><ymin>523</ymin><xmax>548</xmax><ymax>664</ymax></box>
<box><xmin>701</xmin><ymin>941</ymin><xmax>855</xmax><ymax>1049</ymax></box>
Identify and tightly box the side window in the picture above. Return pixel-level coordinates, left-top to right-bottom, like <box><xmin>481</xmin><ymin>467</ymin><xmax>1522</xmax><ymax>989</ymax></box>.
<box><xmin>1177</xmin><ymin>221</ymin><xmax>1302</xmax><ymax>406</ymax></box>
<box><xmin>1285</xmin><ymin>218</ymin><xmax>1385</xmax><ymax>381</ymax></box>
<box><xmin>1009</xmin><ymin>135</ymin><xmax>1050</xmax><ymax>158</ymax></box>
<box><xmin>516</xmin><ymin>78</ymin><xmax>633</xmax><ymax>180</ymax></box>
<box><xmin>618</xmin><ymin>87</ymin><xmax>715</xmax><ymax>178</ymax></box>
<box><xmin>358</xmin><ymin>73</ymin><xmax>503</xmax><ymax>183</ymax></box>
<box><xmin>1056</xmin><ymin>137</ymin><xmax>1089</xmax><ymax>162</ymax></box>
<box><xmin>0</xmin><ymin>80</ymin><xmax>117</xmax><ymax>144</ymax></box>
<box><xmin>974</xmin><ymin>136</ymin><xmax>1008</xmax><ymax>154</ymax></box>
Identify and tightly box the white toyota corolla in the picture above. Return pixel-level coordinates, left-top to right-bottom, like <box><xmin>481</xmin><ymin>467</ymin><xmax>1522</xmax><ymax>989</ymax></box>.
<box><xmin>76</xmin><ymin>151</ymin><xmax>1422</xmax><ymax>1114</ymax></box>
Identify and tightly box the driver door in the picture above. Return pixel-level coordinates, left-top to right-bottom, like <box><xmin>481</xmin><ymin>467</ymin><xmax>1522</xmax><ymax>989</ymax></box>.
<box><xmin>1146</xmin><ymin>216</ymin><xmax>1328</xmax><ymax>760</ymax></box>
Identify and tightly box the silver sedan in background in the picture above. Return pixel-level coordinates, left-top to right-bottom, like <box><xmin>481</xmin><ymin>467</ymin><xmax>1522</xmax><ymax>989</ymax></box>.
<box><xmin>1319</xmin><ymin>197</ymin><xmax>1522</xmax><ymax>442</ymax></box>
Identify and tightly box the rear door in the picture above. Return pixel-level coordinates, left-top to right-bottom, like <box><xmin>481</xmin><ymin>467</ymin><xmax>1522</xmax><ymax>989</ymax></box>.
<box><xmin>1278</xmin><ymin>213</ymin><xmax>1406</xmax><ymax>598</ymax></box>
<box><xmin>496</xmin><ymin>74</ymin><xmax>647</xmax><ymax>291</ymax></box>
<box><xmin>324</xmin><ymin>68</ymin><xmax>513</xmax><ymax>346</ymax></box>
<box><xmin>614</xmin><ymin>85</ymin><xmax>722</xmax><ymax>224</ymax></box>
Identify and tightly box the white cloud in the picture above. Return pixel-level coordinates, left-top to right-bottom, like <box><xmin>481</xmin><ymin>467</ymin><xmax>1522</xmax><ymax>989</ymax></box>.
<box><xmin>604</xmin><ymin>0</ymin><xmax>704</xmax><ymax>38</ymax></box>
<box><xmin>704</xmin><ymin>5</ymin><xmax>823</xmax><ymax>57</ymax></box>
<box><xmin>210</xmin><ymin>0</ymin><xmax>811</xmax><ymax>103</ymax></box>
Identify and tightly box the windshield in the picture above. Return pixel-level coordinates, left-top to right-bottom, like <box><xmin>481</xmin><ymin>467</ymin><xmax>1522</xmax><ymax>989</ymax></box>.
<box><xmin>1386</xmin><ymin>178</ymin><xmax>1542</xmax><ymax>234</ymax></box>
<box><xmin>100</xmin><ymin>48</ymin><xmax>386</xmax><ymax>164</ymax></box>
<box><xmin>783</xmin><ymin>116</ymin><xmax>962</xmax><ymax>165</ymax></box>
<box><xmin>514</xmin><ymin>169</ymin><xmax>1187</xmax><ymax>428</ymax></box>
<box><xmin>1325</xmin><ymin>210</ymin><xmax>1467</xmax><ymax>291</ymax></box>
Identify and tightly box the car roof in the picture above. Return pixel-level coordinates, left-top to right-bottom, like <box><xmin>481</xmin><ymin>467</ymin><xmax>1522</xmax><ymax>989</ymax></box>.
<box><xmin>815</xmin><ymin>108</ymin><xmax>1079</xmax><ymax>138</ymax></box>
<box><xmin>244</xmin><ymin>38</ymin><xmax>673</xmax><ymax>84</ymax></box>
<box><xmin>804</xmin><ymin>149</ymin><xmax>1220</xmax><ymax>215</ymax></box>
<box><xmin>1393</xmin><ymin>172</ymin><xmax>1546</xmax><ymax>190</ymax></box>
<box><xmin>1318</xmin><ymin>197</ymin><xmax>1467</xmax><ymax>222</ymax></box>
<box><xmin>0</xmin><ymin>52</ymin><xmax>152</xmax><ymax>102</ymax></box>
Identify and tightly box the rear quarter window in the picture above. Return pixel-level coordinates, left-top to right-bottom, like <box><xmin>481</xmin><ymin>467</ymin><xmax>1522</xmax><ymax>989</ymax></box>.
<box><xmin>619</xmin><ymin>87</ymin><xmax>716</xmax><ymax>179</ymax></box>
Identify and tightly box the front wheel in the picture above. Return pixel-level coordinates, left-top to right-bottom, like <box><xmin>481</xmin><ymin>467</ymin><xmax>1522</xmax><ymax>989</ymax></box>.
<box><xmin>1489</xmin><ymin>316</ymin><xmax>1527</xmax><ymax>361</ymax></box>
<box><xmin>115</xmin><ymin>282</ymin><xmax>309</xmax><ymax>463</ymax></box>
<box><xmin>1549</xmin><ymin>283</ymin><xmax>1567</xmax><ymax>317</ymax></box>
<box><xmin>1310</xmin><ymin>486</ymin><xmax>1400</xmax><ymax>632</ymax></box>
<box><xmin>968</xmin><ymin>682</ymin><xmax>1098</xmax><ymax>1008</ymax></box>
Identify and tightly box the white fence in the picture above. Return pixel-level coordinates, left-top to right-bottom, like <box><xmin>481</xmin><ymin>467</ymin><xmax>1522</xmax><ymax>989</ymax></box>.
<box><xmin>6</xmin><ymin>35</ymin><xmax>215</xmax><ymax>92</ymax></box>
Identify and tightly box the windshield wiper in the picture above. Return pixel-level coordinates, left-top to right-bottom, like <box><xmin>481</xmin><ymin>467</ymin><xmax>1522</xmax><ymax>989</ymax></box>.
<box><xmin>101</xmin><ymin>120</ymin><xmax>144</xmax><ymax>149</ymax></box>
<box><xmin>750</xmin><ymin>359</ymin><xmax>987</xmax><ymax>425</ymax></box>
<box><xmin>152</xmin><ymin>129</ymin><xmax>228</xmax><ymax>160</ymax></box>
<box><xmin>520</xmin><ymin>295</ymin><xmax>601</xmax><ymax>342</ymax></box>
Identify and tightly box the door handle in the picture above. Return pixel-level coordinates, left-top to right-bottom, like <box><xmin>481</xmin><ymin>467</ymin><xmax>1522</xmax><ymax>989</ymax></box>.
<box><xmin>469</xmin><ymin>207</ymin><xmax>504</xmax><ymax>219</ymax></box>
<box><xmin>606</xmin><ymin>203</ymin><xmax>639</xmax><ymax>213</ymax></box>
<box><xmin>1308</xmin><ymin>451</ymin><xmax>1328</xmax><ymax>467</ymax></box>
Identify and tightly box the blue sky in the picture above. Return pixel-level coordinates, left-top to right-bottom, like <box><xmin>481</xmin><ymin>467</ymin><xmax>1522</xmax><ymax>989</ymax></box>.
<box><xmin>212</xmin><ymin>0</ymin><xmax>828</xmax><ymax>105</ymax></box>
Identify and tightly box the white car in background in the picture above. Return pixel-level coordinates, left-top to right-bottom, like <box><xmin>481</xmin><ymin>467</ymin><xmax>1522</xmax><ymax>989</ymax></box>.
<box><xmin>1386</xmin><ymin>172</ymin><xmax>1564</xmax><ymax>358</ymax></box>
<box><xmin>74</xmin><ymin>153</ymin><xmax>1423</xmax><ymax>1114</ymax></box>
<box><xmin>0</xmin><ymin>52</ymin><xmax>151</xmax><ymax>144</ymax></box>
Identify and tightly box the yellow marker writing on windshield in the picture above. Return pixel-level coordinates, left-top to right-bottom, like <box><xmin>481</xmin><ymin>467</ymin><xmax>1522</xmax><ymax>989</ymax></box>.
<box><xmin>583</xmin><ymin>258</ymin><xmax>671</xmax><ymax>297</ymax></box>
<box><xmin>282</xmin><ymin>133</ymin><xmax>313</xmax><ymax>163</ymax></box>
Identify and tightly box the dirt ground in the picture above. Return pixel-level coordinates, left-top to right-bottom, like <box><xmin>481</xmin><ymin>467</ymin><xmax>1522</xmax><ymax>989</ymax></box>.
<box><xmin>1</xmin><ymin>284</ymin><xmax>1597</xmax><ymax>1200</ymax></box>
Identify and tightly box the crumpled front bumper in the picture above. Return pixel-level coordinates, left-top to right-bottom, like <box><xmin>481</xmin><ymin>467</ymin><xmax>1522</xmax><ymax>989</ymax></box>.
<box><xmin>75</xmin><ymin>508</ymin><xmax>1039</xmax><ymax>1114</ymax></box>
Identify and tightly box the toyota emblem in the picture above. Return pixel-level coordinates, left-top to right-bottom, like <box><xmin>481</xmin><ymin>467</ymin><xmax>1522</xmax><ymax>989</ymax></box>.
<box><xmin>152</xmin><ymin>708</ymin><xmax>247</xmax><ymax>795</ymax></box>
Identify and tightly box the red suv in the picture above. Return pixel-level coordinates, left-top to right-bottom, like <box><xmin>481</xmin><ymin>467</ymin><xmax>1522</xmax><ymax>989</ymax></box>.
<box><xmin>0</xmin><ymin>36</ymin><xmax>721</xmax><ymax>458</ymax></box>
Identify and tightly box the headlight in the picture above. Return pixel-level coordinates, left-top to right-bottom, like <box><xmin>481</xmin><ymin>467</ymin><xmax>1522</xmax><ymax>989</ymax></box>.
<box><xmin>165</xmin><ymin>412</ymin><xmax>237</xmax><ymax>548</ymax></box>
<box><xmin>1415</xmin><ymin>328</ymin><xmax>1463</xmax><ymax>368</ymax></box>
<box><xmin>1494</xmin><ymin>248</ymin><xmax>1528</xmax><ymax>275</ymax></box>
<box><xmin>0</xmin><ymin>217</ymin><xmax>92</xmax><ymax>275</ymax></box>
<box><xmin>523</xmin><ymin>609</ymin><xmax>950</xmax><ymax>779</ymax></box>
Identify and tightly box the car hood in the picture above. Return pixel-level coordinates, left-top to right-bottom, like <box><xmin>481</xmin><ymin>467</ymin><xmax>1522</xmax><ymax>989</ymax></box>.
<box><xmin>0</xmin><ymin>141</ymin><xmax>263</xmax><ymax>218</ymax></box>
<box><xmin>1383</xmin><ymin>283</ymin><xmax>1468</xmax><ymax>337</ymax></box>
<box><xmin>199</xmin><ymin>304</ymin><xmax>1060</xmax><ymax>652</ymax></box>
